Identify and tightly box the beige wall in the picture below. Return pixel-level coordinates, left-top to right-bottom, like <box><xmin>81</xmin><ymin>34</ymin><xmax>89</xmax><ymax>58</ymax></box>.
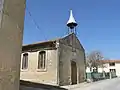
<box><xmin>0</xmin><ymin>0</ymin><xmax>25</xmax><ymax>90</ymax></box>
<box><xmin>20</xmin><ymin>49</ymin><xmax>58</xmax><ymax>85</ymax></box>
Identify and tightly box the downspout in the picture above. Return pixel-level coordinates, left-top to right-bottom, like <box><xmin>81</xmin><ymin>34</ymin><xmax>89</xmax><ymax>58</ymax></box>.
<box><xmin>56</xmin><ymin>41</ymin><xmax>60</xmax><ymax>85</ymax></box>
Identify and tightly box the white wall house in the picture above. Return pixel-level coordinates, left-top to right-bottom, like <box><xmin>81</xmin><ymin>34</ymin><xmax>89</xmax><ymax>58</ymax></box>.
<box><xmin>86</xmin><ymin>60</ymin><xmax>120</xmax><ymax>77</ymax></box>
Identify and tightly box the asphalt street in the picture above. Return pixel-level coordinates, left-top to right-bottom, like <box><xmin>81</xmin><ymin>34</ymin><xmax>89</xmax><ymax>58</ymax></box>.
<box><xmin>70</xmin><ymin>78</ymin><xmax>120</xmax><ymax>90</ymax></box>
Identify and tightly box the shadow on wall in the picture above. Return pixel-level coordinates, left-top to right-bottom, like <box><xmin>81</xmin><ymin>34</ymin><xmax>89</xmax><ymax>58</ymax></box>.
<box><xmin>20</xmin><ymin>80</ymin><xmax>68</xmax><ymax>90</ymax></box>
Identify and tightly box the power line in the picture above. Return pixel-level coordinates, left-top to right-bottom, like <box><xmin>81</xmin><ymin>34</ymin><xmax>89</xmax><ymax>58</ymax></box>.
<box><xmin>25</xmin><ymin>6</ymin><xmax>47</xmax><ymax>40</ymax></box>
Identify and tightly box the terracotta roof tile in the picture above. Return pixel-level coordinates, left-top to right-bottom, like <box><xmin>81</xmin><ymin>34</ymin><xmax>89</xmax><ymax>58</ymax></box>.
<box><xmin>100</xmin><ymin>60</ymin><xmax>120</xmax><ymax>63</ymax></box>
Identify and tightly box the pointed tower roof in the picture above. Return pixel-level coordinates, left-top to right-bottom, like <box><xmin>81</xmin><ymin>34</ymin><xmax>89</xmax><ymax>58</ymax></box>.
<box><xmin>67</xmin><ymin>10</ymin><xmax>77</xmax><ymax>29</ymax></box>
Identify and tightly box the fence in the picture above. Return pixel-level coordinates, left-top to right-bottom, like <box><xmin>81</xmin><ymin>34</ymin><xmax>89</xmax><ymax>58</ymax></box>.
<box><xmin>86</xmin><ymin>72</ymin><xmax>117</xmax><ymax>82</ymax></box>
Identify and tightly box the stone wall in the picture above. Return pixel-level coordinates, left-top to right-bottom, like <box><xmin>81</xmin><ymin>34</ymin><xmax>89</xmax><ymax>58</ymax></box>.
<box><xmin>58</xmin><ymin>34</ymin><xmax>86</xmax><ymax>85</ymax></box>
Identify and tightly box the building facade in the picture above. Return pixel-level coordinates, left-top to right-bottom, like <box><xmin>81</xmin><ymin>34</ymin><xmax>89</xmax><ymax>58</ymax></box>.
<box><xmin>86</xmin><ymin>60</ymin><xmax>120</xmax><ymax>77</ymax></box>
<box><xmin>20</xmin><ymin>33</ymin><xmax>86</xmax><ymax>86</ymax></box>
<box><xmin>100</xmin><ymin>60</ymin><xmax>120</xmax><ymax>77</ymax></box>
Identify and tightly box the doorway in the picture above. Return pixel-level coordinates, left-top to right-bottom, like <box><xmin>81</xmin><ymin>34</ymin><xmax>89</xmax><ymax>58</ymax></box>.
<box><xmin>71</xmin><ymin>61</ymin><xmax>77</xmax><ymax>84</ymax></box>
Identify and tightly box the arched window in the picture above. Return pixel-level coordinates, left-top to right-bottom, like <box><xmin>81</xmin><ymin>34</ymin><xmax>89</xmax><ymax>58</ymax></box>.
<box><xmin>38</xmin><ymin>51</ymin><xmax>46</xmax><ymax>69</ymax></box>
<box><xmin>22</xmin><ymin>53</ymin><xmax>28</xmax><ymax>69</ymax></box>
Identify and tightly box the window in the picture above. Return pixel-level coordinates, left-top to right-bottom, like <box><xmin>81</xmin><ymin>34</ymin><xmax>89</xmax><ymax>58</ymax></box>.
<box><xmin>38</xmin><ymin>51</ymin><xmax>46</xmax><ymax>69</ymax></box>
<box><xmin>22</xmin><ymin>53</ymin><xmax>28</xmax><ymax>69</ymax></box>
<box><xmin>109</xmin><ymin>62</ymin><xmax>115</xmax><ymax>66</ymax></box>
<box><xmin>110</xmin><ymin>69</ymin><xmax>116</xmax><ymax>72</ymax></box>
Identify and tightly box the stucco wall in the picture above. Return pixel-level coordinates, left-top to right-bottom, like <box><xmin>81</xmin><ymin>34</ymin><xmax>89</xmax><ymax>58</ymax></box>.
<box><xmin>58</xmin><ymin>34</ymin><xmax>86</xmax><ymax>85</ymax></box>
<box><xmin>20</xmin><ymin>49</ymin><xmax>58</xmax><ymax>85</ymax></box>
<box><xmin>0</xmin><ymin>0</ymin><xmax>25</xmax><ymax>90</ymax></box>
<box><xmin>114</xmin><ymin>63</ymin><xmax>120</xmax><ymax>77</ymax></box>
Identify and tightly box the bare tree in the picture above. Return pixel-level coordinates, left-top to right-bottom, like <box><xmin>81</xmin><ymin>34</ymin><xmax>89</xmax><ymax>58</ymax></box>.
<box><xmin>86</xmin><ymin>51</ymin><xmax>104</xmax><ymax>72</ymax></box>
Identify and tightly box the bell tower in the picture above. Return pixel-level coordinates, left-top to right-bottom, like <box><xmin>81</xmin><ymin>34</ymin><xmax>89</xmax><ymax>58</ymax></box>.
<box><xmin>67</xmin><ymin>10</ymin><xmax>78</xmax><ymax>53</ymax></box>
<box><xmin>67</xmin><ymin>10</ymin><xmax>78</xmax><ymax>34</ymax></box>
<box><xmin>67</xmin><ymin>10</ymin><xmax>78</xmax><ymax>84</ymax></box>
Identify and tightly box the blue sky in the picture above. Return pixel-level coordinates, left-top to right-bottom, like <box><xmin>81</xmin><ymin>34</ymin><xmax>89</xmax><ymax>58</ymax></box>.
<box><xmin>23</xmin><ymin>0</ymin><xmax>120</xmax><ymax>59</ymax></box>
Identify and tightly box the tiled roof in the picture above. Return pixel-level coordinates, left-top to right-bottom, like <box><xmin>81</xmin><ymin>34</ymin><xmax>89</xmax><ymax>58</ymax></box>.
<box><xmin>100</xmin><ymin>60</ymin><xmax>120</xmax><ymax>63</ymax></box>
<box><xmin>22</xmin><ymin>33</ymin><xmax>74</xmax><ymax>47</ymax></box>
<box><xmin>23</xmin><ymin>39</ymin><xmax>57</xmax><ymax>47</ymax></box>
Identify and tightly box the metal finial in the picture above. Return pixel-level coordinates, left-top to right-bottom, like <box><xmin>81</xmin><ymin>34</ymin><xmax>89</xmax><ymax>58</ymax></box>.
<box><xmin>67</xmin><ymin>10</ymin><xmax>77</xmax><ymax>29</ymax></box>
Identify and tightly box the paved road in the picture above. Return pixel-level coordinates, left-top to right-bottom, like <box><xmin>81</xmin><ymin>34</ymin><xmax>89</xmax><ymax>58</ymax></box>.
<box><xmin>70</xmin><ymin>78</ymin><xmax>120</xmax><ymax>90</ymax></box>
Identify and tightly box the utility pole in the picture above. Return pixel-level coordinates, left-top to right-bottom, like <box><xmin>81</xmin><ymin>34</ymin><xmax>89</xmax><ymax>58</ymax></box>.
<box><xmin>0</xmin><ymin>0</ymin><xmax>26</xmax><ymax>90</ymax></box>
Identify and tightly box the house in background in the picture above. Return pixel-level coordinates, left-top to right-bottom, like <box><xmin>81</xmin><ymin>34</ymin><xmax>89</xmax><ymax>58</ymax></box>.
<box><xmin>98</xmin><ymin>60</ymin><xmax>120</xmax><ymax>77</ymax></box>
<box><xmin>20</xmin><ymin>33</ymin><xmax>86</xmax><ymax>86</ymax></box>
<box><xmin>86</xmin><ymin>60</ymin><xmax>120</xmax><ymax>80</ymax></box>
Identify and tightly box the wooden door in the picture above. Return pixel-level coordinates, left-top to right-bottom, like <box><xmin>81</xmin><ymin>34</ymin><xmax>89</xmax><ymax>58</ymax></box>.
<box><xmin>71</xmin><ymin>61</ymin><xmax>77</xmax><ymax>84</ymax></box>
